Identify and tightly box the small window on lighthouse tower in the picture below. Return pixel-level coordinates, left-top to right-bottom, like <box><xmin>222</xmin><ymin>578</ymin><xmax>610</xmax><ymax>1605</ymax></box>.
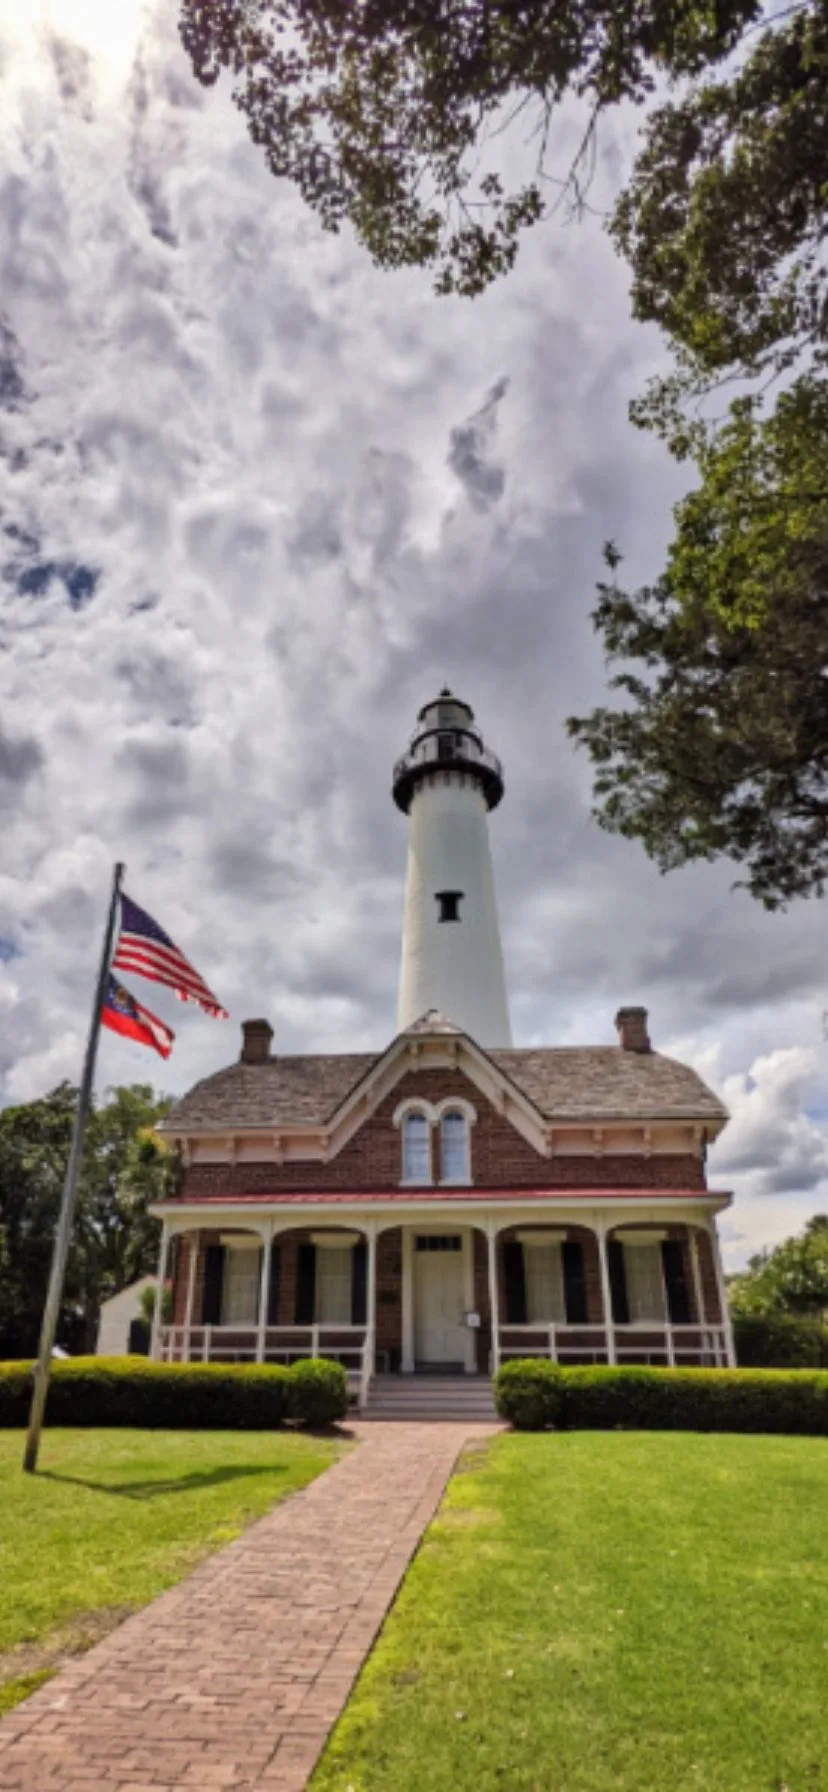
<box><xmin>436</xmin><ymin>890</ymin><xmax>463</xmax><ymax>923</ymax></box>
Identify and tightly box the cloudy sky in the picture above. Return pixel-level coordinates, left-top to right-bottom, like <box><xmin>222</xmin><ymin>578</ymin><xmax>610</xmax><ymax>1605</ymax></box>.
<box><xmin>2</xmin><ymin>0</ymin><xmax>826</xmax><ymax>1268</ymax></box>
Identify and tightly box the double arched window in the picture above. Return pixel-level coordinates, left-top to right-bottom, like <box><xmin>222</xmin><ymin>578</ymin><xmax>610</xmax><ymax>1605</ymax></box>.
<box><xmin>397</xmin><ymin>1101</ymin><xmax>475</xmax><ymax>1185</ymax></box>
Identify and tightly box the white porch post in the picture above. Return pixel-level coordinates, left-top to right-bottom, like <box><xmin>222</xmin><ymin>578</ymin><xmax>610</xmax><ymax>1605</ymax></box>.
<box><xmin>486</xmin><ymin>1220</ymin><xmax>500</xmax><ymax>1376</ymax></box>
<box><xmin>596</xmin><ymin>1224</ymin><xmax>616</xmax><ymax>1366</ymax></box>
<box><xmin>150</xmin><ymin>1221</ymin><xmax>171</xmax><ymax>1361</ymax></box>
<box><xmin>401</xmin><ymin>1227</ymin><xmax>415</xmax><ymax>1372</ymax></box>
<box><xmin>183</xmin><ymin>1229</ymin><xmax>199</xmax><ymax>1363</ymax></box>
<box><xmin>708</xmin><ymin>1224</ymin><xmax>736</xmax><ymax>1367</ymax></box>
<box><xmin>366</xmin><ymin>1221</ymin><xmax>378</xmax><ymax>1381</ymax></box>
<box><xmin>257</xmin><ymin>1224</ymin><xmax>273</xmax><ymax>1364</ymax></box>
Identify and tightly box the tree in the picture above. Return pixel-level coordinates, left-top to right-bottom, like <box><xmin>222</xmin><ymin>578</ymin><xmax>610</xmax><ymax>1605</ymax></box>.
<box><xmin>0</xmin><ymin>1084</ymin><xmax>177</xmax><ymax>1358</ymax></box>
<box><xmin>566</xmin><ymin>382</ymin><xmax>828</xmax><ymax>909</ymax></box>
<box><xmin>728</xmin><ymin>1215</ymin><xmax>828</xmax><ymax>1318</ymax></box>
<box><xmin>178</xmin><ymin>0</ymin><xmax>763</xmax><ymax>297</ymax></box>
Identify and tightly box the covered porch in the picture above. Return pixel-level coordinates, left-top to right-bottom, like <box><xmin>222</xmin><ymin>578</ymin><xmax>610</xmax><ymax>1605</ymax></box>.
<box><xmin>152</xmin><ymin>1199</ymin><xmax>735</xmax><ymax>1401</ymax></box>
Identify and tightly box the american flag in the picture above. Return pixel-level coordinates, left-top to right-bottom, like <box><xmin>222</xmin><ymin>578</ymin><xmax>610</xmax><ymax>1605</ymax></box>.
<box><xmin>112</xmin><ymin>893</ymin><xmax>228</xmax><ymax>1019</ymax></box>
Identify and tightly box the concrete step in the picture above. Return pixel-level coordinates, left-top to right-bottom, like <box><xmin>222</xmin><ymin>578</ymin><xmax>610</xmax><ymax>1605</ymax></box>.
<box><xmin>363</xmin><ymin>1376</ymin><xmax>498</xmax><ymax>1421</ymax></box>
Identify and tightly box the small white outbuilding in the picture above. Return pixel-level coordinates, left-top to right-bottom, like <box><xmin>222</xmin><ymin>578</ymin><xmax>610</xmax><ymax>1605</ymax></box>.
<box><xmin>96</xmin><ymin>1276</ymin><xmax>155</xmax><ymax>1356</ymax></box>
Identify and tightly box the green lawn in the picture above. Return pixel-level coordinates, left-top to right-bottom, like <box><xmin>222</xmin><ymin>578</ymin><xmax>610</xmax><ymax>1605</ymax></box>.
<box><xmin>312</xmin><ymin>1432</ymin><xmax>828</xmax><ymax>1792</ymax></box>
<box><xmin>0</xmin><ymin>1428</ymin><xmax>340</xmax><ymax>1715</ymax></box>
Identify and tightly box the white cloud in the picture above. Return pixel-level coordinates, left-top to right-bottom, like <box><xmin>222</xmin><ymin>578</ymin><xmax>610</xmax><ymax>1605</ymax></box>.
<box><xmin>1</xmin><ymin>1</ymin><xmax>826</xmax><ymax>1267</ymax></box>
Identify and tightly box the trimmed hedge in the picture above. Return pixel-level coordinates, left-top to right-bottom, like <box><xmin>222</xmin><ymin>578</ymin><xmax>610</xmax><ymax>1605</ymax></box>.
<box><xmin>285</xmin><ymin>1358</ymin><xmax>349</xmax><ymax>1428</ymax></box>
<box><xmin>0</xmin><ymin>1356</ymin><xmax>348</xmax><ymax>1431</ymax></box>
<box><xmin>494</xmin><ymin>1359</ymin><xmax>828</xmax><ymax>1435</ymax></box>
<box><xmin>734</xmin><ymin>1312</ymin><xmax>828</xmax><ymax>1369</ymax></box>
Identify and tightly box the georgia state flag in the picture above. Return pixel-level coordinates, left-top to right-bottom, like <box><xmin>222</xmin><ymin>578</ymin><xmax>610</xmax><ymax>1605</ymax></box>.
<box><xmin>101</xmin><ymin>974</ymin><xmax>174</xmax><ymax>1060</ymax></box>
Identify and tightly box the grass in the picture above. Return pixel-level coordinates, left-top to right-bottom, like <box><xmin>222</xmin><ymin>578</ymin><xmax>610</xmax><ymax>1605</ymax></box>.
<box><xmin>0</xmin><ymin>1427</ymin><xmax>341</xmax><ymax>1713</ymax></box>
<box><xmin>312</xmin><ymin>1432</ymin><xmax>828</xmax><ymax>1792</ymax></box>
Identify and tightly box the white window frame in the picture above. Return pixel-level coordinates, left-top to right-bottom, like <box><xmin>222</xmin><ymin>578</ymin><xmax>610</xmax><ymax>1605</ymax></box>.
<box><xmin>435</xmin><ymin>1097</ymin><xmax>476</xmax><ymax>1186</ymax></box>
<box><xmin>314</xmin><ymin>1238</ymin><xmax>356</xmax><ymax>1325</ymax></box>
<box><xmin>220</xmin><ymin>1238</ymin><xmax>262</xmax><ymax>1325</ymax></box>
<box><xmin>623</xmin><ymin>1240</ymin><xmax>667</xmax><ymax>1323</ymax></box>
<box><xmin>397</xmin><ymin>1106</ymin><xmax>433</xmax><ymax>1185</ymax></box>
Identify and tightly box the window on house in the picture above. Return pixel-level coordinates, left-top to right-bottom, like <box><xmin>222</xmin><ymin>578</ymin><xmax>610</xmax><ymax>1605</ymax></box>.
<box><xmin>221</xmin><ymin>1244</ymin><xmax>261</xmax><ymax>1325</ymax></box>
<box><xmin>315</xmin><ymin>1245</ymin><xmax>353</xmax><ymax>1324</ymax></box>
<box><xmin>624</xmin><ymin>1242</ymin><xmax>667</xmax><ymax>1322</ymax></box>
<box><xmin>402</xmin><ymin>1111</ymin><xmax>431</xmax><ymax>1182</ymax></box>
<box><xmin>435</xmin><ymin>890</ymin><xmax>463</xmax><ymax>922</ymax></box>
<box><xmin>440</xmin><ymin>1110</ymin><xmax>469</xmax><ymax>1182</ymax></box>
<box><xmin>523</xmin><ymin>1243</ymin><xmax>566</xmax><ymax>1324</ymax></box>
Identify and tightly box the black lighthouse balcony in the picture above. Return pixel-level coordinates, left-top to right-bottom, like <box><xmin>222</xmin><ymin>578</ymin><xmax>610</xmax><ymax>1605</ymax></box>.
<box><xmin>392</xmin><ymin>690</ymin><xmax>504</xmax><ymax>813</ymax></box>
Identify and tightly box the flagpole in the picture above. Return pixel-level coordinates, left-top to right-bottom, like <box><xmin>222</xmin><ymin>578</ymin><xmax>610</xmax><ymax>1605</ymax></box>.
<box><xmin>23</xmin><ymin>861</ymin><xmax>126</xmax><ymax>1474</ymax></box>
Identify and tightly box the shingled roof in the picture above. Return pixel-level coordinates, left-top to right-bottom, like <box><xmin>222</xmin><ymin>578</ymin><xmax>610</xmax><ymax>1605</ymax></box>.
<box><xmin>161</xmin><ymin>1032</ymin><xmax>726</xmax><ymax>1131</ymax></box>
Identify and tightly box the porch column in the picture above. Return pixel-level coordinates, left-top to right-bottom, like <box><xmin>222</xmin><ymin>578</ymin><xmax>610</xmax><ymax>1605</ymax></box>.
<box><xmin>183</xmin><ymin>1229</ymin><xmax>200</xmax><ymax>1361</ymax></box>
<box><xmin>150</xmin><ymin>1220</ymin><xmax>171</xmax><ymax>1361</ymax></box>
<box><xmin>708</xmin><ymin>1224</ymin><xmax>736</xmax><ymax>1366</ymax></box>
<box><xmin>486</xmin><ymin>1220</ymin><xmax>500</xmax><ymax>1376</ymax></box>
<box><xmin>596</xmin><ymin>1225</ymin><xmax>616</xmax><ymax>1365</ymax></box>
<box><xmin>366</xmin><ymin>1221</ymin><xmax>378</xmax><ymax>1380</ymax></box>
<box><xmin>257</xmin><ymin>1225</ymin><xmax>273</xmax><ymax>1364</ymax></box>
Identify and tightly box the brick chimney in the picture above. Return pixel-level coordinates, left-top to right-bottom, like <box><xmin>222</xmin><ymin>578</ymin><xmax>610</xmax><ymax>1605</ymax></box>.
<box><xmin>615</xmin><ymin>1006</ymin><xmax>651</xmax><ymax>1053</ymax></box>
<box><xmin>240</xmin><ymin>1019</ymin><xmax>273</xmax><ymax>1065</ymax></box>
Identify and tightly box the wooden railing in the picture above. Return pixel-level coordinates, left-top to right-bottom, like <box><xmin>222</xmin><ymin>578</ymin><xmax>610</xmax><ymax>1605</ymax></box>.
<box><xmin>496</xmin><ymin>1323</ymin><xmax>730</xmax><ymax>1370</ymax></box>
<box><xmin>158</xmin><ymin>1322</ymin><xmax>375</xmax><ymax>1401</ymax></box>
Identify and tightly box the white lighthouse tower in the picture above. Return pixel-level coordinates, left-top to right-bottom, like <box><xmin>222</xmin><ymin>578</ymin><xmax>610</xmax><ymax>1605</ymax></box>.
<box><xmin>394</xmin><ymin>690</ymin><xmax>512</xmax><ymax>1046</ymax></box>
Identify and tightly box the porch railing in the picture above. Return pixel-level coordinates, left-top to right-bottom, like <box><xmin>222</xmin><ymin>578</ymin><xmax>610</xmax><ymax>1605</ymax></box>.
<box><xmin>157</xmin><ymin>1322</ymin><xmax>375</xmax><ymax>1402</ymax></box>
<box><xmin>496</xmin><ymin>1323</ymin><xmax>729</xmax><ymax>1369</ymax></box>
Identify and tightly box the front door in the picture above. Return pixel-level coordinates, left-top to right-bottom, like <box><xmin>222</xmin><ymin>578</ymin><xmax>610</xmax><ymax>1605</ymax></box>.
<box><xmin>414</xmin><ymin>1236</ymin><xmax>467</xmax><ymax>1366</ymax></box>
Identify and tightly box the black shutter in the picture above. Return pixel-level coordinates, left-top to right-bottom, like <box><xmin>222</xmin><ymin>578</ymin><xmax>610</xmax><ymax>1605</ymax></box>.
<box><xmin>503</xmin><ymin>1241</ymin><xmax>527</xmax><ymax>1324</ymax></box>
<box><xmin>662</xmin><ymin>1239</ymin><xmax>692</xmax><ymax>1324</ymax></box>
<box><xmin>267</xmin><ymin>1244</ymin><xmax>282</xmax><ymax>1325</ymax></box>
<box><xmin>351</xmin><ymin>1240</ymin><xmax>368</xmax><ymax>1324</ymax></box>
<box><xmin>562</xmin><ymin>1241</ymin><xmax>588</xmax><ymax>1324</ymax></box>
<box><xmin>202</xmin><ymin>1245</ymin><xmax>225</xmax><ymax>1324</ymax></box>
<box><xmin>608</xmin><ymin>1240</ymin><xmax>629</xmax><ymax>1324</ymax></box>
<box><xmin>295</xmin><ymin>1243</ymin><xmax>316</xmax><ymax>1324</ymax></box>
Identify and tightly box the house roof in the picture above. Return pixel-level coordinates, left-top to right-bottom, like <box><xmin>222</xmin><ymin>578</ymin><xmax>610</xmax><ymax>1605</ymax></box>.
<box><xmin>161</xmin><ymin>1027</ymin><xmax>726</xmax><ymax>1132</ymax></box>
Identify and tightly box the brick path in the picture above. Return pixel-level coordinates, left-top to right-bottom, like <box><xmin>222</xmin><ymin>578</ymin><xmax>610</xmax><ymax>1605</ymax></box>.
<box><xmin>0</xmin><ymin>1422</ymin><xmax>496</xmax><ymax>1792</ymax></box>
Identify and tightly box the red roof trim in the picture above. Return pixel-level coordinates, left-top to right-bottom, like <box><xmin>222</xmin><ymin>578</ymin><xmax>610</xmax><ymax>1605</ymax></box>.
<box><xmin>167</xmin><ymin>1186</ymin><xmax>721</xmax><ymax>1207</ymax></box>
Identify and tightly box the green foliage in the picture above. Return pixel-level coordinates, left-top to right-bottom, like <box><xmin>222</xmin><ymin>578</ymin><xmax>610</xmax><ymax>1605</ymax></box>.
<box><xmin>0</xmin><ymin>1357</ymin><xmax>348</xmax><ymax>1431</ymax></box>
<box><xmin>566</xmin><ymin>404</ymin><xmax>828</xmax><ymax>907</ymax></box>
<box><xmin>178</xmin><ymin>0</ymin><xmax>760</xmax><ymax>298</ymax></box>
<box><xmin>728</xmin><ymin>1213</ymin><xmax>828</xmax><ymax>1316</ymax></box>
<box><xmin>493</xmin><ymin>1358</ymin><xmax>564</xmax><ymax>1430</ymax></box>
<box><xmin>733</xmin><ymin>1313</ymin><xmax>828</xmax><ymax>1370</ymax></box>
<box><xmin>284</xmin><ymin>1357</ymin><xmax>350</xmax><ymax>1427</ymax></box>
<box><xmin>614</xmin><ymin>2</ymin><xmax>828</xmax><ymax>397</ymax></box>
<box><xmin>494</xmin><ymin>1360</ymin><xmax>828</xmax><ymax>1433</ymax></box>
<box><xmin>0</xmin><ymin>1084</ymin><xmax>176</xmax><ymax>1358</ymax></box>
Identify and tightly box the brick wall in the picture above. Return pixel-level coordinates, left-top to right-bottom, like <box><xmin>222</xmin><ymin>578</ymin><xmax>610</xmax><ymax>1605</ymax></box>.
<box><xmin>179</xmin><ymin>1067</ymin><xmax>705</xmax><ymax>1201</ymax></box>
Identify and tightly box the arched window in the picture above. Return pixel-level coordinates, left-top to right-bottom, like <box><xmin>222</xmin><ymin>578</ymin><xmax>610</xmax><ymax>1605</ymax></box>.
<box><xmin>402</xmin><ymin>1111</ymin><xmax>431</xmax><ymax>1183</ymax></box>
<box><xmin>440</xmin><ymin>1110</ymin><xmax>469</xmax><ymax>1183</ymax></box>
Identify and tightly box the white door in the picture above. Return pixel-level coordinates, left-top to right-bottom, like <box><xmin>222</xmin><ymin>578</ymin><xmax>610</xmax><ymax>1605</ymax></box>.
<box><xmin>414</xmin><ymin>1237</ymin><xmax>467</xmax><ymax>1365</ymax></box>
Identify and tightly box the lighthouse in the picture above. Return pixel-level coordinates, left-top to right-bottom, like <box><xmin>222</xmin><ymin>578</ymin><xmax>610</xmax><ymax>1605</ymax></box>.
<box><xmin>393</xmin><ymin>690</ymin><xmax>512</xmax><ymax>1046</ymax></box>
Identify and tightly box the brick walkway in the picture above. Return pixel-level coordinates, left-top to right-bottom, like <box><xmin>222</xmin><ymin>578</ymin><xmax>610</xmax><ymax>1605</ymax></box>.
<box><xmin>0</xmin><ymin>1422</ymin><xmax>496</xmax><ymax>1792</ymax></box>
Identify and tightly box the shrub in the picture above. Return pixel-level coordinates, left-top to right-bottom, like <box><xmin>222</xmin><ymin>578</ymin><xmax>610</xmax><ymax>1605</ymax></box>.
<box><xmin>285</xmin><ymin>1358</ymin><xmax>348</xmax><ymax>1428</ymax></box>
<box><xmin>0</xmin><ymin>1356</ymin><xmax>351</xmax><ymax>1431</ymax></box>
<box><xmin>493</xmin><ymin>1360</ymin><xmax>828</xmax><ymax>1436</ymax></box>
<box><xmin>734</xmin><ymin>1313</ymin><xmax>828</xmax><ymax>1369</ymax></box>
<box><xmin>494</xmin><ymin>1359</ymin><xmax>564</xmax><ymax>1431</ymax></box>
<box><xmin>0</xmin><ymin>1357</ymin><xmax>290</xmax><ymax>1430</ymax></box>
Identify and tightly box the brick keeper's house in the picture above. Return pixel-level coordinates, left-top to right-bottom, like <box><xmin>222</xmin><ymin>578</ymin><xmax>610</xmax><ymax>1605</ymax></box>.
<box><xmin>151</xmin><ymin>692</ymin><xmax>733</xmax><ymax>1418</ymax></box>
